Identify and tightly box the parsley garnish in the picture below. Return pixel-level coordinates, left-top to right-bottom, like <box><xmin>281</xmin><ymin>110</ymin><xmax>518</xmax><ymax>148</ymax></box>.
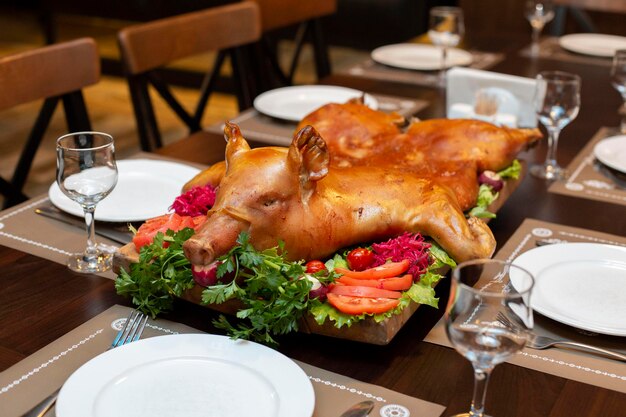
<box><xmin>115</xmin><ymin>228</ymin><xmax>196</xmax><ymax>318</ymax></box>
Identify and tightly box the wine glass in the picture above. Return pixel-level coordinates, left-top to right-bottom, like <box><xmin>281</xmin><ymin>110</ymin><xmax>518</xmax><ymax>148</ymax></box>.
<box><xmin>445</xmin><ymin>259</ymin><xmax>534</xmax><ymax>417</ymax></box>
<box><xmin>428</xmin><ymin>6</ymin><xmax>465</xmax><ymax>86</ymax></box>
<box><xmin>610</xmin><ymin>49</ymin><xmax>626</xmax><ymax>133</ymax></box>
<box><xmin>524</xmin><ymin>0</ymin><xmax>555</xmax><ymax>56</ymax></box>
<box><xmin>56</xmin><ymin>132</ymin><xmax>118</xmax><ymax>273</ymax></box>
<box><xmin>530</xmin><ymin>71</ymin><xmax>581</xmax><ymax>180</ymax></box>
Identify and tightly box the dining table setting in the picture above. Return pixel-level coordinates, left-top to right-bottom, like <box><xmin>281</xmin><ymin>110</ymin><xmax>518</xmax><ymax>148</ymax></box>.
<box><xmin>2</xmin><ymin>4</ymin><xmax>626</xmax><ymax>416</ymax></box>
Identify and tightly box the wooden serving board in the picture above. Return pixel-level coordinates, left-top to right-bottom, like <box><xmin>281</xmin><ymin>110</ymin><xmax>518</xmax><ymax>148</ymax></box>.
<box><xmin>113</xmin><ymin>165</ymin><xmax>525</xmax><ymax>345</ymax></box>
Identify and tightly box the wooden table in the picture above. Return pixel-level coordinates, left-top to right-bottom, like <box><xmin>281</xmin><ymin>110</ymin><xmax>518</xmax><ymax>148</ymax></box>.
<box><xmin>1</xmin><ymin>38</ymin><xmax>625</xmax><ymax>416</ymax></box>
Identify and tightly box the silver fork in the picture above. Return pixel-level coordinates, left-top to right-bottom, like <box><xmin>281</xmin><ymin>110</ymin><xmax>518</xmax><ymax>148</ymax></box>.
<box><xmin>497</xmin><ymin>313</ymin><xmax>626</xmax><ymax>362</ymax></box>
<box><xmin>23</xmin><ymin>309</ymin><xmax>148</xmax><ymax>417</ymax></box>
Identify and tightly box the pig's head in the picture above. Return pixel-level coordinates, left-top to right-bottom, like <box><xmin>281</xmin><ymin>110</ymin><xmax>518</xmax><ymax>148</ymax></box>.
<box><xmin>183</xmin><ymin>122</ymin><xmax>330</xmax><ymax>266</ymax></box>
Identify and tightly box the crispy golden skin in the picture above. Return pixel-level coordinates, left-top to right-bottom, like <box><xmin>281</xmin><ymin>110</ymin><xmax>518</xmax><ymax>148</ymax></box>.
<box><xmin>183</xmin><ymin>123</ymin><xmax>496</xmax><ymax>266</ymax></box>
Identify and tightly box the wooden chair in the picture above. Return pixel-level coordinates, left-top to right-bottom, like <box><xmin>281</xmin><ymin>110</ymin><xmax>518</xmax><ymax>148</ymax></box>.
<box><xmin>117</xmin><ymin>2</ymin><xmax>261</xmax><ymax>152</ymax></box>
<box><xmin>551</xmin><ymin>0</ymin><xmax>626</xmax><ymax>35</ymax></box>
<box><xmin>0</xmin><ymin>38</ymin><xmax>99</xmax><ymax>209</ymax></box>
<box><xmin>252</xmin><ymin>0</ymin><xmax>337</xmax><ymax>89</ymax></box>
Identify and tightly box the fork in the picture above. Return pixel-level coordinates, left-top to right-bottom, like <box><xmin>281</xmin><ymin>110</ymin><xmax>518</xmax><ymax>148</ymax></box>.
<box><xmin>23</xmin><ymin>309</ymin><xmax>148</xmax><ymax>417</ymax></box>
<box><xmin>496</xmin><ymin>313</ymin><xmax>626</xmax><ymax>362</ymax></box>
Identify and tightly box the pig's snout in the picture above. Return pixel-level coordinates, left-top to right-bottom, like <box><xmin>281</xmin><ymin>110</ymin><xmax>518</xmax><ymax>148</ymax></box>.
<box><xmin>183</xmin><ymin>237</ymin><xmax>216</xmax><ymax>266</ymax></box>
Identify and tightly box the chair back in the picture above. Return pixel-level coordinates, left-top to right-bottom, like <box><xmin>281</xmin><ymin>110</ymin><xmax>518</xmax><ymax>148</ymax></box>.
<box><xmin>551</xmin><ymin>0</ymin><xmax>626</xmax><ymax>35</ymax></box>
<box><xmin>117</xmin><ymin>2</ymin><xmax>261</xmax><ymax>151</ymax></box>
<box><xmin>0</xmin><ymin>38</ymin><xmax>99</xmax><ymax>208</ymax></box>
<box><xmin>251</xmin><ymin>0</ymin><xmax>337</xmax><ymax>88</ymax></box>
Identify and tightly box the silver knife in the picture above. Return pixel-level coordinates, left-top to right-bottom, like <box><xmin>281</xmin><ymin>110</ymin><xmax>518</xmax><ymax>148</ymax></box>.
<box><xmin>340</xmin><ymin>401</ymin><xmax>375</xmax><ymax>417</ymax></box>
<box><xmin>35</xmin><ymin>207</ymin><xmax>132</xmax><ymax>245</ymax></box>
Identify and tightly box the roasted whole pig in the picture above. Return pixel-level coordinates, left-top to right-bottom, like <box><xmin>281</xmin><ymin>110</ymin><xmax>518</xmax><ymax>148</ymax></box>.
<box><xmin>183</xmin><ymin>103</ymin><xmax>541</xmax><ymax>267</ymax></box>
<box><xmin>183</xmin><ymin>122</ymin><xmax>498</xmax><ymax>267</ymax></box>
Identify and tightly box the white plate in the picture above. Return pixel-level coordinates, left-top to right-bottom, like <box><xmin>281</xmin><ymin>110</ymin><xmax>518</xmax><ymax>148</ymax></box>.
<box><xmin>253</xmin><ymin>85</ymin><xmax>378</xmax><ymax>122</ymax></box>
<box><xmin>56</xmin><ymin>334</ymin><xmax>315</xmax><ymax>417</ymax></box>
<box><xmin>512</xmin><ymin>243</ymin><xmax>626</xmax><ymax>336</ymax></box>
<box><xmin>371</xmin><ymin>43</ymin><xmax>473</xmax><ymax>71</ymax></box>
<box><xmin>49</xmin><ymin>159</ymin><xmax>199</xmax><ymax>222</ymax></box>
<box><xmin>559</xmin><ymin>33</ymin><xmax>626</xmax><ymax>58</ymax></box>
<box><xmin>594</xmin><ymin>135</ymin><xmax>626</xmax><ymax>174</ymax></box>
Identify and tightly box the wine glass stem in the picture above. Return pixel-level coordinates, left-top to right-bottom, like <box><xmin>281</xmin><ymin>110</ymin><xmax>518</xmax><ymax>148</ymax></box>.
<box><xmin>531</xmin><ymin>27</ymin><xmax>541</xmax><ymax>46</ymax></box>
<box><xmin>544</xmin><ymin>127</ymin><xmax>561</xmax><ymax>168</ymax></box>
<box><xmin>620</xmin><ymin>102</ymin><xmax>626</xmax><ymax>134</ymax></box>
<box><xmin>83</xmin><ymin>205</ymin><xmax>98</xmax><ymax>261</ymax></box>
<box><xmin>439</xmin><ymin>46</ymin><xmax>448</xmax><ymax>85</ymax></box>
<box><xmin>469</xmin><ymin>368</ymin><xmax>492</xmax><ymax>417</ymax></box>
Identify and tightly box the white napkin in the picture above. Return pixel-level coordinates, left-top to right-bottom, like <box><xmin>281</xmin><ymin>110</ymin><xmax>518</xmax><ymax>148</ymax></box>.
<box><xmin>446</xmin><ymin>67</ymin><xmax>538</xmax><ymax>128</ymax></box>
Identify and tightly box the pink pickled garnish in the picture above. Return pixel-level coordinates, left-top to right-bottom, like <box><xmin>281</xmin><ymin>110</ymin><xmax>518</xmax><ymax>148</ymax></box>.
<box><xmin>170</xmin><ymin>185</ymin><xmax>216</xmax><ymax>217</ymax></box>
<box><xmin>371</xmin><ymin>232</ymin><xmax>431</xmax><ymax>281</ymax></box>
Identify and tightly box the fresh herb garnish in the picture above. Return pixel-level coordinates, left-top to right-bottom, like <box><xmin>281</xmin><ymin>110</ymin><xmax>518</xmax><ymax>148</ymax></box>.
<box><xmin>205</xmin><ymin>232</ymin><xmax>335</xmax><ymax>345</ymax></box>
<box><xmin>468</xmin><ymin>159</ymin><xmax>521</xmax><ymax>218</ymax></box>
<box><xmin>115</xmin><ymin>228</ymin><xmax>196</xmax><ymax>318</ymax></box>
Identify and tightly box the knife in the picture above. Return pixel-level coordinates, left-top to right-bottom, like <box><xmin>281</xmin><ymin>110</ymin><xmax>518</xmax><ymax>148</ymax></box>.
<box><xmin>339</xmin><ymin>400</ymin><xmax>375</xmax><ymax>417</ymax></box>
<box><xmin>34</xmin><ymin>207</ymin><xmax>132</xmax><ymax>245</ymax></box>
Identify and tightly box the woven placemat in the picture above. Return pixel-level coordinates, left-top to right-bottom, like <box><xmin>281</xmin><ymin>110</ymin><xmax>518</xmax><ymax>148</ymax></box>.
<box><xmin>0</xmin><ymin>305</ymin><xmax>445</xmax><ymax>417</ymax></box>
<box><xmin>549</xmin><ymin>127</ymin><xmax>626</xmax><ymax>207</ymax></box>
<box><xmin>424</xmin><ymin>218</ymin><xmax>626</xmax><ymax>393</ymax></box>
<box><xmin>519</xmin><ymin>37</ymin><xmax>614</xmax><ymax>66</ymax></box>
<box><xmin>338</xmin><ymin>50</ymin><xmax>504</xmax><ymax>87</ymax></box>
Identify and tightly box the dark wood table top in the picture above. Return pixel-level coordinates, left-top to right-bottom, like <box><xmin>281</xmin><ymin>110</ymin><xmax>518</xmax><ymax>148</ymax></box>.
<box><xmin>1</xmin><ymin>37</ymin><xmax>625</xmax><ymax>416</ymax></box>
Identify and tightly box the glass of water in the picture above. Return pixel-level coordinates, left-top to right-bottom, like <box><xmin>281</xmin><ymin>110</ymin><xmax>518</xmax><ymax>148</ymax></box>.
<box><xmin>56</xmin><ymin>132</ymin><xmax>118</xmax><ymax>273</ymax></box>
<box><xmin>524</xmin><ymin>0</ymin><xmax>555</xmax><ymax>56</ymax></box>
<box><xmin>428</xmin><ymin>6</ymin><xmax>465</xmax><ymax>86</ymax></box>
<box><xmin>445</xmin><ymin>259</ymin><xmax>534</xmax><ymax>417</ymax></box>
<box><xmin>611</xmin><ymin>49</ymin><xmax>626</xmax><ymax>133</ymax></box>
<box><xmin>531</xmin><ymin>71</ymin><xmax>581</xmax><ymax>180</ymax></box>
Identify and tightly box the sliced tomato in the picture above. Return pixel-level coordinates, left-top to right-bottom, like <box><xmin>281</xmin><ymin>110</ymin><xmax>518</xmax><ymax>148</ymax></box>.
<box><xmin>335</xmin><ymin>259</ymin><xmax>410</xmax><ymax>280</ymax></box>
<box><xmin>133</xmin><ymin>213</ymin><xmax>206</xmax><ymax>250</ymax></box>
<box><xmin>327</xmin><ymin>294</ymin><xmax>399</xmax><ymax>315</ymax></box>
<box><xmin>337</xmin><ymin>274</ymin><xmax>413</xmax><ymax>291</ymax></box>
<box><xmin>329</xmin><ymin>284</ymin><xmax>401</xmax><ymax>299</ymax></box>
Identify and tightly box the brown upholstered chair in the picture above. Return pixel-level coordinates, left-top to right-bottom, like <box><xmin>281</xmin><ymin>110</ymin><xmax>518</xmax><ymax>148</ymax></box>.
<box><xmin>0</xmin><ymin>38</ymin><xmax>99</xmax><ymax>209</ymax></box>
<box><xmin>252</xmin><ymin>0</ymin><xmax>337</xmax><ymax>88</ymax></box>
<box><xmin>117</xmin><ymin>2</ymin><xmax>261</xmax><ymax>152</ymax></box>
<box><xmin>551</xmin><ymin>0</ymin><xmax>626</xmax><ymax>35</ymax></box>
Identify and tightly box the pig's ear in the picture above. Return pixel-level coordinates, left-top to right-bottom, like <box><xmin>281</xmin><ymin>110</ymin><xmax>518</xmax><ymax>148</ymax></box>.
<box><xmin>224</xmin><ymin>122</ymin><xmax>250</xmax><ymax>164</ymax></box>
<box><xmin>288</xmin><ymin>126</ymin><xmax>329</xmax><ymax>195</ymax></box>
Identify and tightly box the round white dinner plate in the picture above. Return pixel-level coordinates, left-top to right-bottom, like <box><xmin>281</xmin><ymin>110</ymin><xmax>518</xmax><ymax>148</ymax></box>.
<box><xmin>594</xmin><ymin>135</ymin><xmax>626</xmax><ymax>174</ymax></box>
<box><xmin>512</xmin><ymin>243</ymin><xmax>626</xmax><ymax>336</ymax></box>
<box><xmin>253</xmin><ymin>85</ymin><xmax>378</xmax><ymax>122</ymax></box>
<box><xmin>558</xmin><ymin>33</ymin><xmax>626</xmax><ymax>58</ymax></box>
<box><xmin>371</xmin><ymin>43</ymin><xmax>473</xmax><ymax>71</ymax></box>
<box><xmin>49</xmin><ymin>159</ymin><xmax>199</xmax><ymax>222</ymax></box>
<box><xmin>56</xmin><ymin>334</ymin><xmax>315</xmax><ymax>417</ymax></box>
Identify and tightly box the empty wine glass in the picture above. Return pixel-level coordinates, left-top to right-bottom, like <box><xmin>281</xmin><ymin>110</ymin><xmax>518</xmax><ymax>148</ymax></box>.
<box><xmin>428</xmin><ymin>6</ymin><xmax>465</xmax><ymax>86</ymax></box>
<box><xmin>446</xmin><ymin>259</ymin><xmax>534</xmax><ymax>417</ymax></box>
<box><xmin>531</xmin><ymin>71</ymin><xmax>581</xmax><ymax>180</ymax></box>
<box><xmin>56</xmin><ymin>132</ymin><xmax>118</xmax><ymax>273</ymax></box>
<box><xmin>524</xmin><ymin>0</ymin><xmax>555</xmax><ymax>56</ymax></box>
<box><xmin>611</xmin><ymin>49</ymin><xmax>626</xmax><ymax>133</ymax></box>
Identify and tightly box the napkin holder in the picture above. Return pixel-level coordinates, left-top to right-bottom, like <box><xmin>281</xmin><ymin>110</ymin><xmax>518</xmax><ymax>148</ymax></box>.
<box><xmin>446</xmin><ymin>67</ymin><xmax>538</xmax><ymax>128</ymax></box>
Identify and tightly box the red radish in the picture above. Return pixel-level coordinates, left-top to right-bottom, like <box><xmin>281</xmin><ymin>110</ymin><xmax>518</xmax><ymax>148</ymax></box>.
<box><xmin>478</xmin><ymin>171</ymin><xmax>504</xmax><ymax>192</ymax></box>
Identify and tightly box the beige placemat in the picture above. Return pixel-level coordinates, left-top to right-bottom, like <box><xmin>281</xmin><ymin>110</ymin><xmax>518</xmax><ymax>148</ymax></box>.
<box><xmin>425</xmin><ymin>218</ymin><xmax>626</xmax><ymax>393</ymax></box>
<box><xmin>0</xmin><ymin>196</ymin><xmax>120</xmax><ymax>279</ymax></box>
<box><xmin>549</xmin><ymin>127</ymin><xmax>626</xmax><ymax>206</ymax></box>
<box><xmin>207</xmin><ymin>94</ymin><xmax>429</xmax><ymax>146</ymax></box>
<box><xmin>0</xmin><ymin>305</ymin><xmax>445</xmax><ymax>417</ymax></box>
<box><xmin>339</xmin><ymin>51</ymin><xmax>504</xmax><ymax>87</ymax></box>
<box><xmin>519</xmin><ymin>37</ymin><xmax>614</xmax><ymax>67</ymax></box>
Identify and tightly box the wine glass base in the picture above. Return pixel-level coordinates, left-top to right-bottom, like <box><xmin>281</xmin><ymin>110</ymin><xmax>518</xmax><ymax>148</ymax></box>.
<box><xmin>529</xmin><ymin>163</ymin><xmax>568</xmax><ymax>181</ymax></box>
<box><xmin>66</xmin><ymin>248</ymin><xmax>114</xmax><ymax>273</ymax></box>
<box><xmin>449</xmin><ymin>413</ymin><xmax>492</xmax><ymax>417</ymax></box>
